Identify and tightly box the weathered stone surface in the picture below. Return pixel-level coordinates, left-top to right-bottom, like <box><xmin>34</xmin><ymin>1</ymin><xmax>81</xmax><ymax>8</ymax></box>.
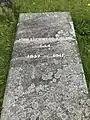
<box><xmin>16</xmin><ymin>12</ymin><xmax>75</xmax><ymax>39</ymax></box>
<box><xmin>1</xmin><ymin>12</ymin><xmax>90</xmax><ymax>120</ymax></box>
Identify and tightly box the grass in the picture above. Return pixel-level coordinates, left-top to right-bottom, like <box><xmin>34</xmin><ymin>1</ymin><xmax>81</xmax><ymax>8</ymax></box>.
<box><xmin>0</xmin><ymin>0</ymin><xmax>90</xmax><ymax>114</ymax></box>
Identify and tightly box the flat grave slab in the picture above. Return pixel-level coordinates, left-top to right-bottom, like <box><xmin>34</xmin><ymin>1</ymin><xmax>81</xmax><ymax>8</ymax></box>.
<box><xmin>1</xmin><ymin>12</ymin><xmax>90</xmax><ymax>120</ymax></box>
<box><xmin>16</xmin><ymin>12</ymin><xmax>75</xmax><ymax>39</ymax></box>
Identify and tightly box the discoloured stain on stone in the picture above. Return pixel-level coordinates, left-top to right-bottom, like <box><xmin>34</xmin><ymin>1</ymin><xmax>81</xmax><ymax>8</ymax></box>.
<box><xmin>1</xmin><ymin>12</ymin><xmax>90</xmax><ymax>120</ymax></box>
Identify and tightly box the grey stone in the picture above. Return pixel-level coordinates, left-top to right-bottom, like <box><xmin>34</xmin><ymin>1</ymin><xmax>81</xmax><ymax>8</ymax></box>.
<box><xmin>86</xmin><ymin>99</ymin><xmax>90</xmax><ymax>107</ymax></box>
<box><xmin>1</xmin><ymin>12</ymin><xmax>90</xmax><ymax>120</ymax></box>
<box><xmin>15</xmin><ymin>12</ymin><xmax>75</xmax><ymax>39</ymax></box>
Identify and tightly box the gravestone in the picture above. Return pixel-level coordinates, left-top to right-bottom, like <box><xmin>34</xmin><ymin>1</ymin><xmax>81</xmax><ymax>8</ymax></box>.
<box><xmin>1</xmin><ymin>12</ymin><xmax>90</xmax><ymax>120</ymax></box>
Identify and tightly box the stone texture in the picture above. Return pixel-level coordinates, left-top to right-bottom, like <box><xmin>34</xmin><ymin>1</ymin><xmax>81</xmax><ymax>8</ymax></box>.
<box><xmin>16</xmin><ymin>12</ymin><xmax>75</xmax><ymax>39</ymax></box>
<box><xmin>1</xmin><ymin>12</ymin><xmax>90</xmax><ymax>120</ymax></box>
